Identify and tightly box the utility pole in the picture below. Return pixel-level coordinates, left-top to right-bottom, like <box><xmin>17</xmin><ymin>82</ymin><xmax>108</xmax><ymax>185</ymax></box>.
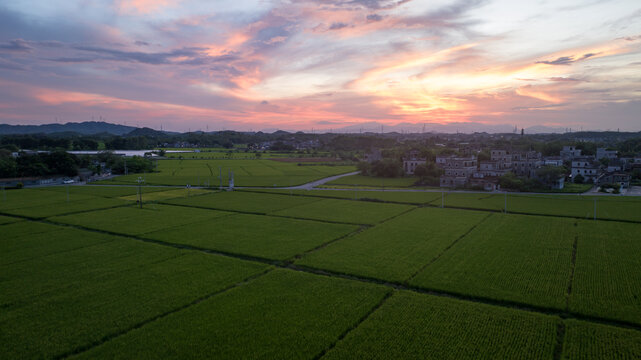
<box><xmin>594</xmin><ymin>198</ymin><xmax>597</xmax><ymax>220</ymax></box>
<box><xmin>66</xmin><ymin>184</ymin><xmax>70</xmax><ymax>202</ymax></box>
<box><xmin>504</xmin><ymin>191</ymin><xmax>507</xmax><ymax>213</ymax></box>
<box><xmin>137</xmin><ymin>177</ymin><xmax>144</xmax><ymax>208</ymax></box>
<box><xmin>441</xmin><ymin>191</ymin><xmax>444</xmax><ymax>208</ymax></box>
<box><xmin>219</xmin><ymin>167</ymin><xmax>222</xmax><ymax>190</ymax></box>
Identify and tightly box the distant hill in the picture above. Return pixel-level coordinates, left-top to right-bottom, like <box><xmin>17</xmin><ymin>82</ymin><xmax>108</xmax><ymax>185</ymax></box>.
<box><xmin>125</xmin><ymin>127</ymin><xmax>173</xmax><ymax>137</ymax></box>
<box><xmin>0</xmin><ymin>121</ymin><xmax>137</xmax><ymax>135</ymax></box>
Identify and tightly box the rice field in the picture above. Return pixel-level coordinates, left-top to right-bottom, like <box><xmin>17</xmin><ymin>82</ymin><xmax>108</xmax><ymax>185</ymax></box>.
<box><xmin>2</xmin><ymin>185</ymin><xmax>641</xmax><ymax>359</ymax></box>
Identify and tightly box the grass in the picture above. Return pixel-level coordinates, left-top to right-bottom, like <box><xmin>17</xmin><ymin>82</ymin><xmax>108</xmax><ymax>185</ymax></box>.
<box><xmin>410</xmin><ymin>214</ymin><xmax>576</xmax><ymax>310</ymax></box>
<box><xmin>143</xmin><ymin>214</ymin><xmax>359</xmax><ymax>260</ymax></box>
<box><xmin>51</xmin><ymin>204</ymin><xmax>230</xmax><ymax>235</ymax></box>
<box><xmin>324</xmin><ymin>291</ymin><xmax>558</xmax><ymax>360</ymax></box>
<box><xmin>97</xmin><ymin>159</ymin><xmax>355</xmax><ymax>187</ymax></box>
<box><xmin>73</xmin><ymin>269</ymin><xmax>391</xmax><ymax>360</ymax></box>
<box><xmin>297</xmin><ymin>207</ymin><xmax>488</xmax><ymax>283</ymax></box>
<box><xmin>562</xmin><ymin>319</ymin><xmax>641</xmax><ymax>359</ymax></box>
<box><xmin>0</xmin><ymin>237</ymin><xmax>267</xmax><ymax>359</ymax></box>
<box><xmin>569</xmin><ymin>221</ymin><xmax>641</xmax><ymax>324</ymax></box>
<box><xmin>270</xmin><ymin>198</ymin><xmax>415</xmax><ymax>225</ymax></box>
<box><xmin>164</xmin><ymin>190</ymin><xmax>323</xmax><ymax>214</ymax></box>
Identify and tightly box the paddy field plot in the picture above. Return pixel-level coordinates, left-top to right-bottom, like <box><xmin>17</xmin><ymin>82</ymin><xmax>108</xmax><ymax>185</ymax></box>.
<box><xmin>99</xmin><ymin>159</ymin><xmax>355</xmax><ymax>187</ymax></box>
<box><xmin>164</xmin><ymin>190</ymin><xmax>323</xmax><ymax>214</ymax></box>
<box><xmin>249</xmin><ymin>189</ymin><xmax>443</xmax><ymax>204</ymax></box>
<box><xmin>1</xmin><ymin>220</ymin><xmax>68</xmax><ymax>240</ymax></box>
<box><xmin>74</xmin><ymin>269</ymin><xmax>390</xmax><ymax>360</ymax></box>
<box><xmin>324</xmin><ymin>174</ymin><xmax>419</xmax><ymax>188</ymax></box>
<box><xmin>270</xmin><ymin>198</ymin><xmax>414</xmax><ymax>225</ymax></box>
<box><xmin>143</xmin><ymin>213</ymin><xmax>359</xmax><ymax>260</ymax></box>
<box><xmin>561</xmin><ymin>319</ymin><xmax>641</xmax><ymax>360</ymax></box>
<box><xmin>0</xmin><ymin>214</ymin><xmax>21</xmax><ymax>225</ymax></box>
<box><xmin>569</xmin><ymin>221</ymin><xmax>641</xmax><ymax>324</ymax></box>
<box><xmin>118</xmin><ymin>188</ymin><xmax>212</xmax><ymax>202</ymax></box>
<box><xmin>0</xmin><ymin>234</ymin><xmax>267</xmax><ymax>360</ymax></box>
<box><xmin>323</xmin><ymin>291</ymin><xmax>558</xmax><ymax>360</ymax></box>
<box><xmin>434</xmin><ymin>193</ymin><xmax>641</xmax><ymax>222</ymax></box>
<box><xmin>297</xmin><ymin>207</ymin><xmax>488</xmax><ymax>283</ymax></box>
<box><xmin>0</xmin><ymin>188</ymin><xmax>95</xmax><ymax>211</ymax></box>
<box><xmin>37</xmin><ymin>185</ymin><xmax>173</xmax><ymax>198</ymax></box>
<box><xmin>0</xmin><ymin>224</ymin><xmax>113</xmax><ymax>266</ymax></box>
<box><xmin>410</xmin><ymin>214</ymin><xmax>576</xmax><ymax>309</ymax></box>
<box><xmin>51</xmin><ymin>204</ymin><xmax>230</xmax><ymax>235</ymax></box>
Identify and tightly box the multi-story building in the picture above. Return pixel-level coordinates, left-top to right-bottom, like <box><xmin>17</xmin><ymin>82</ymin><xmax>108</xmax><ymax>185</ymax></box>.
<box><xmin>560</xmin><ymin>146</ymin><xmax>582</xmax><ymax>160</ymax></box>
<box><xmin>438</xmin><ymin>155</ymin><xmax>477</xmax><ymax>187</ymax></box>
<box><xmin>511</xmin><ymin>151</ymin><xmax>543</xmax><ymax>177</ymax></box>
<box><xmin>596</xmin><ymin>148</ymin><xmax>618</xmax><ymax>160</ymax></box>
<box><xmin>543</xmin><ymin>156</ymin><xmax>564</xmax><ymax>167</ymax></box>
<box><xmin>571</xmin><ymin>157</ymin><xmax>600</xmax><ymax>183</ymax></box>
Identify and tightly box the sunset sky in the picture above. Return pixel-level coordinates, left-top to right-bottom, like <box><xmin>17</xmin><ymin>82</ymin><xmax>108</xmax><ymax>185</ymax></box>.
<box><xmin>1</xmin><ymin>0</ymin><xmax>640</xmax><ymax>132</ymax></box>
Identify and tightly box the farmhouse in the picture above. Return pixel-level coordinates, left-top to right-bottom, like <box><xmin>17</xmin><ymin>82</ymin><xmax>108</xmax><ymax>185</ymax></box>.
<box><xmin>402</xmin><ymin>150</ymin><xmax>426</xmax><ymax>175</ymax></box>
<box><xmin>571</xmin><ymin>157</ymin><xmax>601</xmax><ymax>183</ymax></box>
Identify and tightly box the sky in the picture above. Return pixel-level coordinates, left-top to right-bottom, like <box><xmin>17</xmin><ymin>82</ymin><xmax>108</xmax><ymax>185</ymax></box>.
<box><xmin>0</xmin><ymin>0</ymin><xmax>640</xmax><ymax>133</ymax></box>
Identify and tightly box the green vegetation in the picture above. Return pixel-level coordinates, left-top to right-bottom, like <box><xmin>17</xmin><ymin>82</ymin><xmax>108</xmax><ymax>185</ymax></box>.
<box><xmin>75</xmin><ymin>269</ymin><xmax>390</xmax><ymax>360</ymax></box>
<box><xmin>271</xmin><ymin>198</ymin><xmax>414</xmax><ymax>225</ymax></box>
<box><xmin>0</xmin><ymin>188</ymin><xmax>130</xmax><ymax>218</ymax></box>
<box><xmin>562</xmin><ymin>320</ymin><xmax>641</xmax><ymax>359</ymax></box>
<box><xmin>0</xmin><ymin>235</ymin><xmax>267</xmax><ymax>359</ymax></box>
<box><xmin>143</xmin><ymin>214</ymin><xmax>358</xmax><ymax>260</ymax></box>
<box><xmin>0</xmin><ymin>214</ymin><xmax>21</xmax><ymax>225</ymax></box>
<box><xmin>40</xmin><ymin>185</ymin><xmax>173</xmax><ymax>198</ymax></box>
<box><xmin>297</xmin><ymin>208</ymin><xmax>487</xmax><ymax>282</ymax></box>
<box><xmin>97</xmin><ymin>159</ymin><xmax>355</xmax><ymax>187</ymax></box>
<box><xmin>164</xmin><ymin>190</ymin><xmax>323</xmax><ymax>213</ymax></box>
<box><xmin>324</xmin><ymin>291</ymin><xmax>558</xmax><ymax>360</ymax></box>
<box><xmin>51</xmin><ymin>204</ymin><xmax>230</xmax><ymax>235</ymax></box>
<box><xmin>325</xmin><ymin>174</ymin><xmax>418</xmax><ymax>187</ymax></box>
<box><xmin>249</xmin><ymin>188</ymin><xmax>443</xmax><ymax>204</ymax></box>
<box><xmin>410</xmin><ymin>214</ymin><xmax>576</xmax><ymax>309</ymax></box>
<box><xmin>569</xmin><ymin>221</ymin><xmax>641</xmax><ymax>324</ymax></box>
<box><xmin>3</xmin><ymin>185</ymin><xmax>641</xmax><ymax>359</ymax></box>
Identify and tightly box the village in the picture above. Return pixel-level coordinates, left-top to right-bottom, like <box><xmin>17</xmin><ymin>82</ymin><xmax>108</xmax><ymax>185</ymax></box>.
<box><xmin>400</xmin><ymin>145</ymin><xmax>640</xmax><ymax>192</ymax></box>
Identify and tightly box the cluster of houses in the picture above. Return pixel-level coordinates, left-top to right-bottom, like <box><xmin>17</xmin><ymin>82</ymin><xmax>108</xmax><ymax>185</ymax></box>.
<box><xmin>402</xmin><ymin>145</ymin><xmax>639</xmax><ymax>191</ymax></box>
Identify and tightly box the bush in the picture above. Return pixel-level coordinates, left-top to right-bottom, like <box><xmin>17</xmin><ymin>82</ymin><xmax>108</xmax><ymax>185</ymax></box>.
<box><xmin>16</xmin><ymin>182</ymin><xmax>23</xmax><ymax>189</ymax></box>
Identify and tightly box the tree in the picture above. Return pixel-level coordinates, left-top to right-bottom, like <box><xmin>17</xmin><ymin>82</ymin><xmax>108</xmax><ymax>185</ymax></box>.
<box><xmin>535</xmin><ymin>166</ymin><xmax>566</xmax><ymax>186</ymax></box>
<box><xmin>574</xmin><ymin>174</ymin><xmax>585</xmax><ymax>184</ymax></box>
<box><xmin>370</xmin><ymin>159</ymin><xmax>403</xmax><ymax>177</ymax></box>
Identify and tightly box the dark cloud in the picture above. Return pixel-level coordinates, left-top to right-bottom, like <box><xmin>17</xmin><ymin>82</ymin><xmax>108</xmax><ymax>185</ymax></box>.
<box><xmin>366</xmin><ymin>14</ymin><xmax>383</xmax><ymax>22</ymax></box>
<box><xmin>0</xmin><ymin>39</ymin><xmax>31</xmax><ymax>52</ymax></box>
<box><xmin>135</xmin><ymin>40</ymin><xmax>151</xmax><ymax>46</ymax></box>
<box><xmin>319</xmin><ymin>0</ymin><xmax>411</xmax><ymax>10</ymax></box>
<box><xmin>329</xmin><ymin>22</ymin><xmax>350</xmax><ymax>30</ymax></box>
<box><xmin>45</xmin><ymin>57</ymin><xmax>97</xmax><ymax>63</ymax></box>
<box><xmin>72</xmin><ymin>45</ymin><xmax>208</xmax><ymax>65</ymax></box>
<box><xmin>549</xmin><ymin>77</ymin><xmax>584</xmax><ymax>82</ymax></box>
<box><xmin>0</xmin><ymin>58</ymin><xmax>26</xmax><ymax>70</ymax></box>
<box><xmin>512</xmin><ymin>103</ymin><xmax>570</xmax><ymax>111</ymax></box>
<box><xmin>537</xmin><ymin>53</ymin><xmax>598</xmax><ymax>65</ymax></box>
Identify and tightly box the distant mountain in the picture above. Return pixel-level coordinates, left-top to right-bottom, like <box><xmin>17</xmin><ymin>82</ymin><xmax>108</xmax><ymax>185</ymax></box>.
<box><xmin>0</xmin><ymin>121</ymin><xmax>137</xmax><ymax>135</ymax></box>
<box><xmin>334</xmin><ymin>121</ymin><xmax>569</xmax><ymax>134</ymax></box>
